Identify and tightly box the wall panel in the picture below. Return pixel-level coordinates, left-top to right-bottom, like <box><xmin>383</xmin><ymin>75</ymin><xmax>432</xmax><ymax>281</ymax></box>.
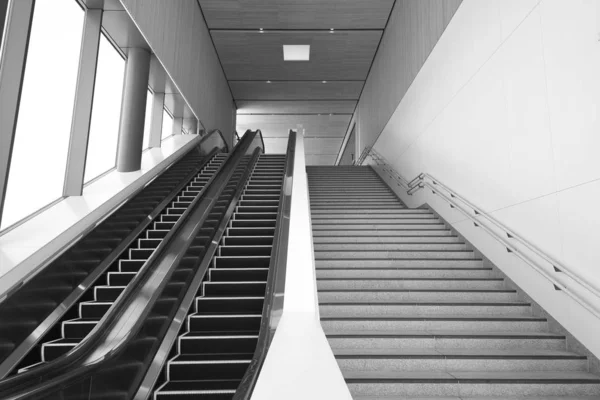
<box><xmin>119</xmin><ymin>0</ymin><xmax>234</xmax><ymax>144</ymax></box>
<box><xmin>354</xmin><ymin>0</ymin><xmax>462</xmax><ymax>154</ymax></box>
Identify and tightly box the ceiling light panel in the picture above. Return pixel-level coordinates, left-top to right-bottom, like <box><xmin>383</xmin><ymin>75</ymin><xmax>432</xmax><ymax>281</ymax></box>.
<box><xmin>283</xmin><ymin>45</ymin><xmax>310</xmax><ymax>61</ymax></box>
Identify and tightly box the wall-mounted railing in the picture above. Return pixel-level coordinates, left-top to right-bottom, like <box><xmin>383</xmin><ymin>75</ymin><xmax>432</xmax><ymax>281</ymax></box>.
<box><xmin>362</xmin><ymin>147</ymin><xmax>600</xmax><ymax>320</ymax></box>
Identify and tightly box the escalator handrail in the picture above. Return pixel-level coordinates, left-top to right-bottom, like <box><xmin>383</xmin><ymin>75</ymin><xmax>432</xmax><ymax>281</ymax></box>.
<box><xmin>132</xmin><ymin>146</ymin><xmax>264</xmax><ymax>400</ymax></box>
<box><xmin>233</xmin><ymin>130</ymin><xmax>296</xmax><ymax>400</ymax></box>
<box><xmin>0</xmin><ymin>129</ymin><xmax>224</xmax><ymax>304</ymax></box>
<box><xmin>206</xmin><ymin>128</ymin><xmax>230</xmax><ymax>153</ymax></box>
<box><xmin>0</xmin><ymin>130</ymin><xmax>260</xmax><ymax>399</ymax></box>
<box><xmin>0</xmin><ymin>145</ymin><xmax>223</xmax><ymax>379</ymax></box>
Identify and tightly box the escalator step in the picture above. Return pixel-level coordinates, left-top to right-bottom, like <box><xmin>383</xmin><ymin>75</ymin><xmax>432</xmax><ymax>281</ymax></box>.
<box><xmin>79</xmin><ymin>301</ymin><xmax>112</xmax><ymax>319</ymax></box>
<box><xmin>227</xmin><ymin>227</ymin><xmax>275</xmax><ymax>236</ymax></box>
<box><xmin>222</xmin><ymin>236</ymin><xmax>273</xmax><ymax>246</ymax></box>
<box><xmin>203</xmin><ymin>282</ymin><xmax>266</xmax><ymax>297</ymax></box>
<box><xmin>168</xmin><ymin>357</ymin><xmax>251</xmax><ymax>381</ymax></box>
<box><xmin>62</xmin><ymin>319</ymin><xmax>97</xmax><ymax>338</ymax></box>
<box><xmin>195</xmin><ymin>297</ymin><xmax>264</xmax><ymax>314</ymax></box>
<box><xmin>94</xmin><ymin>286</ymin><xmax>126</xmax><ymax>301</ymax></box>
<box><xmin>188</xmin><ymin>314</ymin><xmax>261</xmax><ymax>332</ymax></box>
<box><xmin>108</xmin><ymin>272</ymin><xmax>136</xmax><ymax>286</ymax></box>
<box><xmin>214</xmin><ymin>256</ymin><xmax>270</xmax><ymax>268</ymax></box>
<box><xmin>179</xmin><ymin>334</ymin><xmax>258</xmax><ymax>354</ymax></box>
<box><xmin>209</xmin><ymin>268</ymin><xmax>269</xmax><ymax>282</ymax></box>
<box><xmin>229</xmin><ymin>219</ymin><xmax>276</xmax><ymax>228</ymax></box>
<box><xmin>120</xmin><ymin>259</ymin><xmax>145</xmax><ymax>272</ymax></box>
<box><xmin>219</xmin><ymin>245</ymin><xmax>272</xmax><ymax>257</ymax></box>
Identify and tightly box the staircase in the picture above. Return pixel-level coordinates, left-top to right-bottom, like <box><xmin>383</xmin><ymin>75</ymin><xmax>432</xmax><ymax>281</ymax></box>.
<box><xmin>154</xmin><ymin>154</ymin><xmax>286</xmax><ymax>399</ymax></box>
<box><xmin>307</xmin><ymin>166</ymin><xmax>600</xmax><ymax>399</ymax></box>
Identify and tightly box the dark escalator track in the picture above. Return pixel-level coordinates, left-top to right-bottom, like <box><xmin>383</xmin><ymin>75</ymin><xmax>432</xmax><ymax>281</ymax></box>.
<box><xmin>0</xmin><ymin>135</ymin><xmax>228</xmax><ymax>377</ymax></box>
<box><xmin>153</xmin><ymin>154</ymin><xmax>286</xmax><ymax>399</ymax></box>
<box><xmin>18</xmin><ymin>153</ymin><xmax>228</xmax><ymax>371</ymax></box>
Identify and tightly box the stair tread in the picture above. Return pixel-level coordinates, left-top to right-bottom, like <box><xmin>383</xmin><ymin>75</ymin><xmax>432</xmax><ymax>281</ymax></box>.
<box><xmin>333</xmin><ymin>348</ymin><xmax>583</xmax><ymax>358</ymax></box>
<box><xmin>325</xmin><ymin>330</ymin><xmax>564</xmax><ymax>338</ymax></box>
<box><xmin>343</xmin><ymin>370</ymin><xmax>600</xmax><ymax>382</ymax></box>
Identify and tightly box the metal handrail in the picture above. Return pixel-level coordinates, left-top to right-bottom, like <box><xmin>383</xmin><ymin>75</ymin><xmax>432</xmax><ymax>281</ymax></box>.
<box><xmin>0</xmin><ymin>131</ymin><xmax>260</xmax><ymax>399</ymax></box>
<box><xmin>133</xmin><ymin>144</ymin><xmax>264</xmax><ymax>400</ymax></box>
<box><xmin>362</xmin><ymin>147</ymin><xmax>600</xmax><ymax>319</ymax></box>
<box><xmin>233</xmin><ymin>129</ymin><xmax>296</xmax><ymax>400</ymax></box>
<box><xmin>0</xmin><ymin>146</ymin><xmax>223</xmax><ymax>379</ymax></box>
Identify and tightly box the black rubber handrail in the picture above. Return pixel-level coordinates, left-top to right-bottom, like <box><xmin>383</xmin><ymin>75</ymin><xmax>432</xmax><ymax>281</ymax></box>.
<box><xmin>133</xmin><ymin>145</ymin><xmax>264</xmax><ymax>400</ymax></box>
<box><xmin>0</xmin><ymin>130</ymin><xmax>226</xmax><ymax>376</ymax></box>
<box><xmin>0</xmin><ymin>145</ymin><xmax>222</xmax><ymax>378</ymax></box>
<box><xmin>0</xmin><ymin>130</ymin><xmax>260</xmax><ymax>399</ymax></box>
<box><xmin>233</xmin><ymin>130</ymin><xmax>296</xmax><ymax>400</ymax></box>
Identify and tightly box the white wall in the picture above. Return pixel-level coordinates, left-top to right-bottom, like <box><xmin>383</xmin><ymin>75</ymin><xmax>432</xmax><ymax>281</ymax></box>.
<box><xmin>354</xmin><ymin>0</ymin><xmax>462</xmax><ymax>154</ymax></box>
<box><xmin>373</xmin><ymin>0</ymin><xmax>600</xmax><ymax>353</ymax></box>
<box><xmin>120</xmin><ymin>0</ymin><xmax>235</xmax><ymax>145</ymax></box>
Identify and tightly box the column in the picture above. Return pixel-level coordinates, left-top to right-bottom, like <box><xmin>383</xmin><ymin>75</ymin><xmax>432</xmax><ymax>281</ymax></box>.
<box><xmin>115</xmin><ymin>47</ymin><xmax>151</xmax><ymax>172</ymax></box>
<box><xmin>148</xmin><ymin>55</ymin><xmax>165</xmax><ymax>148</ymax></box>
<box><xmin>63</xmin><ymin>8</ymin><xmax>103</xmax><ymax>196</ymax></box>
<box><xmin>0</xmin><ymin>0</ymin><xmax>35</xmax><ymax>226</ymax></box>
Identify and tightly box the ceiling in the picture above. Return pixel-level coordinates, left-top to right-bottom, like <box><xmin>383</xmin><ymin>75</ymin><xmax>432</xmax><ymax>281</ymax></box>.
<box><xmin>197</xmin><ymin>0</ymin><xmax>395</xmax><ymax>164</ymax></box>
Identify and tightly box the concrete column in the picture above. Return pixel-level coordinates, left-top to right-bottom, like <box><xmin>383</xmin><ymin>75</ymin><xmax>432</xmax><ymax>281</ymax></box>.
<box><xmin>148</xmin><ymin>91</ymin><xmax>165</xmax><ymax>148</ymax></box>
<box><xmin>172</xmin><ymin>117</ymin><xmax>183</xmax><ymax>136</ymax></box>
<box><xmin>0</xmin><ymin>0</ymin><xmax>35</xmax><ymax>227</ymax></box>
<box><xmin>116</xmin><ymin>48</ymin><xmax>151</xmax><ymax>172</ymax></box>
<box><xmin>148</xmin><ymin>54</ymin><xmax>165</xmax><ymax>148</ymax></box>
<box><xmin>63</xmin><ymin>8</ymin><xmax>102</xmax><ymax>196</ymax></box>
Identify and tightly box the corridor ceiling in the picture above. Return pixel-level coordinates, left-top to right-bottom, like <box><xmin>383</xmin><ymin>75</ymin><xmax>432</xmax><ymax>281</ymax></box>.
<box><xmin>197</xmin><ymin>0</ymin><xmax>395</xmax><ymax>164</ymax></box>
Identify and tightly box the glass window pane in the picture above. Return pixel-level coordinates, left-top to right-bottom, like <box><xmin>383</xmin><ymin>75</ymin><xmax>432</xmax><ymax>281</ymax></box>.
<box><xmin>161</xmin><ymin>110</ymin><xmax>173</xmax><ymax>140</ymax></box>
<box><xmin>84</xmin><ymin>34</ymin><xmax>125</xmax><ymax>183</ymax></box>
<box><xmin>2</xmin><ymin>0</ymin><xmax>84</xmax><ymax>230</ymax></box>
<box><xmin>142</xmin><ymin>89</ymin><xmax>152</xmax><ymax>150</ymax></box>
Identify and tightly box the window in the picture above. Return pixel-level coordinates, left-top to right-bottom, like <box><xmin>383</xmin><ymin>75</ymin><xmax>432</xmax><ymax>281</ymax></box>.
<box><xmin>142</xmin><ymin>89</ymin><xmax>153</xmax><ymax>150</ymax></box>
<box><xmin>84</xmin><ymin>34</ymin><xmax>125</xmax><ymax>183</ymax></box>
<box><xmin>1</xmin><ymin>0</ymin><xmax>84</xmax><ymax>230</ymax></box>
<box><xmin>161</xmin><ymin>109</ymin><xmax>173</xmax><ymax>140</ymax></box>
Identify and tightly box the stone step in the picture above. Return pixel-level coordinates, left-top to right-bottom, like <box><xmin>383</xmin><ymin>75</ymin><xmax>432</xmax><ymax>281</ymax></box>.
<box><xmin>319</xmin><ymin>303</ymin><xmax>532</xmax><ymax>317</ymax></box>
<box><xmin>344</xmin><ymin>371</ymin><xmax>600</xmax><ymax>397</ymax></box>
<box><xmin>316</xmin><ymin>268</ymin><xmax>495</xmax><ymax>279</ymax></box>
<box><xmin>318</xmin><ymin>290</ymin><xmax>518</xmax><ymax>303</ymax></box>
<box><xmin>334</xmin><ymin>348</ymin><xmax>587</xmax><ymax>372</ymax></box>
<box><xmin>320</xmin><ymin>315</ymin><xmax>548</xmax><ymax>332</ymax></box>
<box><xmin>325</xmin><ymin>330</ymin><xmax>567</xmax><ymax>351</ymax></box>
<box><xmin>316</xmin><ymin>278</ymin><xmax>505</xmax><ymax>291</ymax></box>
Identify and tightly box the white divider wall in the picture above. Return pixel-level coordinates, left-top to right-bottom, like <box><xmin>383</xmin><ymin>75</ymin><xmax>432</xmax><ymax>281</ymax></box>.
<box><xmin>251</xmin><ymin>132</ymin><xmax>352</xmax><ymax>400</ymax></box>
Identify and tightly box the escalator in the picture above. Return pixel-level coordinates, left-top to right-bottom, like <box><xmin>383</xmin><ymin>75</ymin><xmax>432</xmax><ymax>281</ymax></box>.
<box><xmin>0</xmin><ymin>130</ymin><xmax>228</xmax><ymax>377</ymax></box>
<box><xmin>20</xmin><ymin>153</ymin><xmax>228</xmax><ymax>370</ymax></box>
<box><xmin>153</xmin><ymin>153</ymin><xmax>286</xmax><ymax>399</ymax></box>
<box><xmin>0</xmin><ymin>130</ymin><xmax>293</xmax><ymax>400</ymax></box>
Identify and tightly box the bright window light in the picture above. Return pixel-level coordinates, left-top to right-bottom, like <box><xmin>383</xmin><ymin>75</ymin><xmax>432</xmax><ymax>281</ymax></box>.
<box><xmin>283</xmin><ymin>45</ymin><xmax>310</xmax><ymax>61</ymax></box>
<box><xmin>2</xmin><ymin>0</ymin><xmax>84</xmax><ymax>230</ymax></box>
<box><xmin>142</xmin><ymin>89</ymin><xmax>153</xmax><ymax>150</ymax></box>
<box><xmin>84</xmin><ymin>34</ymin><xmax>125</xmax><ymax>183</ymax></box>
<box><xmin>161</xmin><ymin>109</ymin><xmax>173</xmax><ymax>140</ymax></box>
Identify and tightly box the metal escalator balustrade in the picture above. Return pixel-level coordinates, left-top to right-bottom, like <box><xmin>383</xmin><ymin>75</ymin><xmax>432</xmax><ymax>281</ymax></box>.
<box><xmin>152</xmin><ymin>154</ymin><xmax>286</xmax><ymax>400</ymax></box>
<box><xmin>0</xmin><ymin>130</ymin><xmax>265</xmax><ymax>400</ymax></box>
<box><xmin>0</xmin><ymin>133</ymin><xmax>227</xmax><ymax>378</ymax></box>
<box><xmin>307</xmin><ymin>166</ymin><xmax>600</xmax><ymax>399</ymax></box>
<box><xmin>13</xmin><ymin>153</ymin><xmax>228</xmax><ymax>373</ymax></box>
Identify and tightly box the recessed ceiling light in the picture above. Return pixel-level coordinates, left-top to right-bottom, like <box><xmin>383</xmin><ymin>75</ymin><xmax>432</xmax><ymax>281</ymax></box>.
<box><xmin>283</xmin><ymin>45</ymin><xmax>310</xmax><ymax>61</ymax></box>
